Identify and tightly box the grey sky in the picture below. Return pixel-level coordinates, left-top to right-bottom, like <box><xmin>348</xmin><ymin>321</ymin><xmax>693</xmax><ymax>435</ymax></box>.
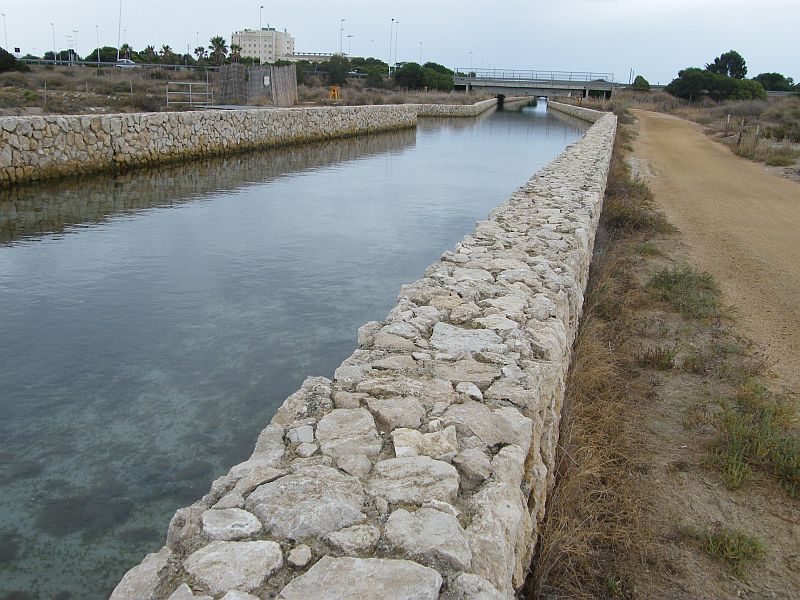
<box><xmin>3</xmin><ymin>0</ymin><xmax>797</xmax><ymax>84</ymax></box>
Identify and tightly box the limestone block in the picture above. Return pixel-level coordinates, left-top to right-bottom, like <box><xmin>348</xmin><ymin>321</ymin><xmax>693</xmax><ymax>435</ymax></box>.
<box><xmin>365</xmin><ymin>456</ymin><xmax>459</xmax><ymax>504</ymax></box>
<box><xmin>109</xmin><ymin>547</ymin><xmax>170</xmax><ymax>600</ymax></box>
<box><xmin>168</xmin><ymin>583</ymin><xmax>212</xmax><ymax>600</ymax></box>
<box><xmin>245</xmin><ymin>465</ymin><xmax>366</xmax><ymax>539</ymax></box>
<box><xmin>443</xmin><ymin>401</ymin><xmax>532</xmax><ymax>452</ymax></box>
<box><xmin>366</xmin><ymin>396</ymin><xmax>425</xmax><ymax>431</ymax></box>
<box><xmin>316</xmin><ymin>408</ymin><xmax>382</xmax><ymax>459</ymax></box>
<box><xmin>201</xmin><ymin>508</ymin><xmax>262</xmax><ymax>541</ymax></box>
<box><xmin>442</xmin><ymin>573</ymin><xmax>505</xmax><ymax>600</ymax></box>
<box><xmin>324</xmin><ymin>524</ymin><xmax>381</xmax><ymax>554</ymax></box>
<box><xmin>287</xmin><ymin>544</ymin><xmax>312</xmax><ymax>567</ymax></box>
<box><xmin>430</xmin><ymin>322</ymin><xmax>502</xmax><ymax>355</ymax></box>
<box><xmin>184</xmin><ymin>540</ymin><xmax>283</xmax><ymax>595</ymax></box>
<box><xmin>434</xmin><ymin>357</ymin><xmax>500</xmax><ymax>391</ymax></box>
<box><xmin>453</xmin><ymin>448</ymin><xmax>492</xmax><ymax>485</ymax></box>
<box><xmin>277</xmin><ymin>556</ymin><xmax>442</xmax><ymax>600</ymax></box>
<box><xmin>391</xmin><ymin>426</ymin><xmax>458</xmax><ymax>460</ymax></box>
<box><xmin>384</xmin><ymin>507</ymin><xmax>471</xmax><ymax>571</ymax></box>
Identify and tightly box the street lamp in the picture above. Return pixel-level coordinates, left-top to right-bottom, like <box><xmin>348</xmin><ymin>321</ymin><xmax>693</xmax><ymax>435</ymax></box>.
<box><xmin>339</xmin><ymin>18</ymin><xmax>345</xmax><ymax>54</ymax></box>
<box><xmin>419</xmin><ymin>41</ymin><xmax>422</xmax><ymax>64</ymax></box>
<box><xmin>116</xmin><ymin>0</ymin><xmax>122</xmax><ymax>62</ymax></box>
<box><xmin>73</xmin><ymin>29</ymin><xmax>79</xmax><ymax>60</ymax></box>
<box><xmin>96</xmin><ymin>25</ymin><xmax>100</xmax><ymax>66</ymax></box>
<box><xmin>346</xmin><ymin>34</ymin><xmax>354</xmax><ymax>56</ymax></box>
<box><xmin>468</xmin><ymin>51</ymin><xmax>473</xmax><ymax>71</ymax></box>
<box><xmin>259</xmin><ymin>5</ymin><xmax>264</xmax><ymax>30</ymax></box>
<box><xmin>50</xmin><ymin>22</ymin><xmax>56</xmax><ymax>65</ymax></box>
<box><xmin>1</xmin><ymin>13</ymin><xmax>7</xmax><ymax>52</ymax></box>
<box><xmin>387</xmin><ymin>18</ymin><xmax>394</xmax><ymax>75</ymax></box>
<box><xmin>393</xmin><ymin>20</ymin><xmax>399</xmax><ymax>70</ymax></box>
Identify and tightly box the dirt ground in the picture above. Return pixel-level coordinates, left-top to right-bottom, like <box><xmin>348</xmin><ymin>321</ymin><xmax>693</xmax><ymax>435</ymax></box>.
<box><xmin>631</xmin><ymin>110</ymin><xmax>800</xmax><ymax>393</ymax></box>
<box><xmin>627</xmin><ymin>112</ymin><xmax>800</xmax><ymax>599</ymax></box>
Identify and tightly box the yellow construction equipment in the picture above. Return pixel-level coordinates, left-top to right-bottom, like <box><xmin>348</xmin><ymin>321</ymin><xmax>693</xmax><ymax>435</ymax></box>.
<box><xmin>329</xmin><ymin>85</ymin><xmax>341</xmax><ymax>100</ymax></box>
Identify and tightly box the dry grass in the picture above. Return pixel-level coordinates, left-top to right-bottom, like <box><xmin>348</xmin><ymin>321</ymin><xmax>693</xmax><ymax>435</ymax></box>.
<box><xmin>297</xmin><ymin>84</ymin><xmax>490</xmax><ymax>106</ymax></box>
<box><xmin>526</xmin><ymin>129</ymin><xmax>658</xmax><ymax>600</ymax></box>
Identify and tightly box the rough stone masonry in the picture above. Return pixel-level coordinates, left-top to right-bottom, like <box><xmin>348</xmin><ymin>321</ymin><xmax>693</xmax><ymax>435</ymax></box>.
<box><xmin>110</xmin><ymin>102</ymin><xmax>615</xmax><ymax>600</ymax></box>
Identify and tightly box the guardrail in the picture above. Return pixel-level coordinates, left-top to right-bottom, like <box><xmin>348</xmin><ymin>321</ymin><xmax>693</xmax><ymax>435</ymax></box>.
<box><xmin>454</xmin><ymin>68</ymin><xmax>614</xmax><ymax>83</ymax></box>
<box><xmin>21</xmin><ymin>58</ymin><xmax>221</xmax><ymax>72</ymax></box>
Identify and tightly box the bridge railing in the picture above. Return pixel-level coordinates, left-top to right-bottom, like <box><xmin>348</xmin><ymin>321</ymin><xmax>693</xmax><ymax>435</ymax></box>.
<box><xmin>454</xmin><ymin>68</ymin><xmax>614</xmax><ymax>83</ymax></box>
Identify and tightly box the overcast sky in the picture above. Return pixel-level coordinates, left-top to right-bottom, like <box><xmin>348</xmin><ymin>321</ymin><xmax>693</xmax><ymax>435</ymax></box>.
<box><xmin>3</xmin><ymin>0</ymin><xmax>797</xmax><ymax>84</ymax></box>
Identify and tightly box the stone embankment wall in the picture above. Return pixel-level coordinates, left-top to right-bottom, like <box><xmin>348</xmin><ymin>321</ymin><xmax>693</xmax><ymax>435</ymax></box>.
<box><xmin>0</xmin><ymin>100</ymin><xmax>506</xmax><ymax>188</ymax></box>
<box><xmin>547</xmin><ymin>100</ymin><xmax>604</xmax><ymax>123</ymax></box>
<box><xmin>112</xmin><ymin>105</ymin><xmax>616</xmax><ymax>600</ymax></box>
<box><xmin>0</xmin><ymin>105</ymin><xmax>418</xmax><ymax>187</ymax></box>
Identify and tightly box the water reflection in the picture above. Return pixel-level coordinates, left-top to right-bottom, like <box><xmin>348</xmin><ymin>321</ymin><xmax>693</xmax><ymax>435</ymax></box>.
<box><xmin>0</xmin><ymin>105</ymin><xmax>586</xmax><ymax>599</ymax></box>
<box><xmin>0</xmin><ymin>128</ymin><xmax>416</xmax><ymax>245</ymax></box>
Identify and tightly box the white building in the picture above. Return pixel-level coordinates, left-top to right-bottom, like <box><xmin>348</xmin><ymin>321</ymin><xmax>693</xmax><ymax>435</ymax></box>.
<box><xmin>232</xmin><ymin>27</ymin><xmax>295</xmax><ymax>63</ymax></box>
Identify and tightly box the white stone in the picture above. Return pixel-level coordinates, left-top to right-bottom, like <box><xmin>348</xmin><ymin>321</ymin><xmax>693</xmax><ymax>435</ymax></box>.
<box><xmin>367</xmin><ymin>397</ymin><xmax>425</xmax><ymax>431</ymax></box>
<box><xmin>435</xmin><ymin>358</ymin><xmax>499</xmax><ymax>391</ymax></box>
<box><xmin>365</xmin><ymin>456</ymin><xmax>459</xmax><ymax>504</ymax></box>
<box><xmin>385</xmin><ymin>508</ymin><xmax>472</xmax><ymax>571</ymax></box>
<box><xmin>201</xmin><ymin>508</ymin><xmax>262</xmax><ymax>541</ymax></box>
<box><xmin>184</xmin><ymin>541</ymin><xmax>283</xmax><ymax>595</ymax></box>
<box><xmin>245</xmin><ymin>465</ymin><xmax>366</xmax><ymax>539</ymax></box>
<box><xmin>221</xmin><ymin>592</ymin><xmax>260</xmax><ymax>600</ymax></box>
<box><xmin>287</xmin><ymin>424</ymin><xmax>314</xmax><ymax>444</ymax></box>
<box><xmin>287</xmin><ymin>544</ymin><xmax>312</xmax><ymax>568</ymax></box>
<box><xmin>110</xmin><ymin>547</ymin><xmax>170</xmax><ymax>600</ymax></box>
<box><xmin>391</xmin><ymin>426</ymin><xmax>459</xmax><ymax>460</ymax></box>
<box><xmin>430</xmin><ymin>323</ymin><xmax>502</xmax><ymax>355</ymax></box>
<box><xmin>443</xmin><ymin>573</ymin><xmax>505</xmax><ymax>600</ymax></box>
<box><xmin>296</xmin><ymin>442</ymin><xmax>318</xmax><ymax>457</ymax></box>
<box><xmin>336</xmin><ymin>453</ymin><xmax>373</xmax><ymax>478</ymax></box>
<box><xmin>168</xmin><ymin>583</ymin><xmax>211</xmax><ymax>600</ymax></box>
<box><xmin>277</xmin><ymin>556</ymin><xmax>442</xmax><ymax>600</ymax></box>
<box><xmin>453</xmin><ymin>448</ymin><xmax>492</xmax><ymax>485</ymax></box>
<box><xmin>316</xmin><ymin>408</ymin><xmax>382</xmax><ymax>459</ymax></box>
<box><xmin>491</xmin><ymin>444</ymin><xmax>527</xmax><ymax>486</ymax></box>
<box><xmin>443</xmin><ymin>401</ymin><xmax>532</xmax><ymax>452</ymax></box>
<box><xmin>325</xmin><ymin>524</ymin><xmax>381</xmax><ymax>554</ymax></box>
<box><xmin>455</xmin><ymin>381</ymin><xmax>483</xmax><ymax>400</ymax></box>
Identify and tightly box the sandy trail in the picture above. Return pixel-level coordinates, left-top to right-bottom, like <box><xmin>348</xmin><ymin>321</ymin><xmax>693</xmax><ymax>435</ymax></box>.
<box><xmin>632</xmin><ymin>110</ymin><xmax>800</xmax><ymax>391</ymax></box>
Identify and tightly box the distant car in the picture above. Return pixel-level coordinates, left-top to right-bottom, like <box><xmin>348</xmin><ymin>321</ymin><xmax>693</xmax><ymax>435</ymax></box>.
<box><xmin>115</xmin><ymin>59</ymin><xmax>138</xmax><ymax>69</ymax></box>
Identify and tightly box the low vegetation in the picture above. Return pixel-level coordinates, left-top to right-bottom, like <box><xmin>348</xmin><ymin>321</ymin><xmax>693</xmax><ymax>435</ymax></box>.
<box><xmin>647</xmin><ymin>266</ymin><xmax>720</xmax><ymax>319</ymax></box>
<box><xmin>684</xmin><ymin>525</ymin><xmax>765</xmax><ymax>578</ymax></box>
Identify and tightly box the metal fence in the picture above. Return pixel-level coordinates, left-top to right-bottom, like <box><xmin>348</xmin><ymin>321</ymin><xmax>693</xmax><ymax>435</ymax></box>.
<box><xmin>166</xmin><ymin>81</ymin><xmax>213</xmax><ymax>107</ymax></box>
<box><xmin>454</xmin><ymin>69</ymin><xmax>615</xmax><ymax>83</ymax></box>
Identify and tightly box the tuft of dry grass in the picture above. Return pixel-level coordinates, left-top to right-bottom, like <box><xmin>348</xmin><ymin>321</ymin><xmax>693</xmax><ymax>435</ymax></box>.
<box><xmin>637</xmin><ymin>345</ymin><xmax>678</xmax><ymax>370</ymax></box>
<box><xmin>684</xmin><ymin>524</ymin><xmax>765</xmax><ymax>578</ymax></box>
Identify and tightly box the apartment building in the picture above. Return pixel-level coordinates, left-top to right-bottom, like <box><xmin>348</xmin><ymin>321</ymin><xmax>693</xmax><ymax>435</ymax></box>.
<box><xmin>232</xmin><ymin>28</ymin><xmax>295</xmax><ymax>63</ymax></box>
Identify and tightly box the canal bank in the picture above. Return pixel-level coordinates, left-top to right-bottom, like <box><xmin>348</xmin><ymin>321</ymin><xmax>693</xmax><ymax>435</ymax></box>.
<box><xmin>0</xmin><ymin>99</ymin><xmax>510</xmax><ymax>187</ymax></box>
<box><xmin>110</xmin><ymin>103</ymin><xmax>616</xmax><ymax>599</ymax></box>
<box><xmin>0</xmin><ymin>103</ymin><xmax>589</xmax><ymax>599</ymax></box>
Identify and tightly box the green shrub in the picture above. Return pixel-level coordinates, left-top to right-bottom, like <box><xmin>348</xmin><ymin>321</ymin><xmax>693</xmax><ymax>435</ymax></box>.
<box><xmin>647</xmin><ymin>266</ymin><xmax>720</xmax><ymax>318</ymax></box>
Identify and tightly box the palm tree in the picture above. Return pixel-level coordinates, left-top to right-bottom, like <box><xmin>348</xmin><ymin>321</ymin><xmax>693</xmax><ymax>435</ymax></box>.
<box><xmin>194</xmin><ymin>46</ymin><xmax>207</xmax><ymax>62</ymax></box>
<box><xmin>230</xmin><ymin>44</ymin><xmax>242</xmax><ymax>64</ymax></box>
<box><xmin>208</xmin><ymin>36</ymin><xmax>228</xmax><ymax>67</ymax></box>
<box><xmin>119</xmin><ymin>43</ymin><xmax>133</xmax><ymax>60</ymax></box>
<box><xmin>142</xmin><ymin>45</ymin><xmax>157</xmax><ymax>63</ymax></box>
<box><xmin>160</xmin><ymin>44</ymin><xmax>175</xmax><ymax>64</ymax></box>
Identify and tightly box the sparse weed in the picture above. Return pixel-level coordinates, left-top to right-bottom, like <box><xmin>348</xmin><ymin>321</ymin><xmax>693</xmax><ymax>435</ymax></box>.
<box><xmin>637</xmin><ymin>345</ymin><xmax>677</xmax><ymax>370</ymax></box>
<box><xmin>685</xmin><ymin>525</ymin><xmax>764</xmax><ymax>578</ymax></box>
<box><xmin>647</xmin><ymin>266</ymin><xmax>720</xmax><ymax>319</ymax></box>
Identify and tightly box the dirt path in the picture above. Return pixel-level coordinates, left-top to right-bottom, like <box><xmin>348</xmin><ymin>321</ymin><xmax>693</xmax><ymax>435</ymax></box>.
<box><xmin>632</xmin><ymin>110</ymin><xmax>800</xmax><ymax>391</ymax></box>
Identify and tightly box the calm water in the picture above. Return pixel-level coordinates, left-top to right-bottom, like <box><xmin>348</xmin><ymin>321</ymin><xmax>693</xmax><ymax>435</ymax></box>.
<box><xmin>0</xmin><ymin>103</ymin><xmax>586</xmax><ymax>599</ymax></box>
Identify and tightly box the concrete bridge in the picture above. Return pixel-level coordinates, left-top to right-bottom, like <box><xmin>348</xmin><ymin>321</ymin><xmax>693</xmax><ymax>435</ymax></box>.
<box><xmin>454</xmin><ymin>69</ymin><xmax>615</xmax><ymax>99</ymax></box>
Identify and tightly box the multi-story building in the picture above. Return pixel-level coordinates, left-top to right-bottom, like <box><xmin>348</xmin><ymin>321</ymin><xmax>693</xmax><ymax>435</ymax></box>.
<box><xmin>232</xmin><ymin>27</ymin><xmax>295</xmax><ymax>64</ymax></box>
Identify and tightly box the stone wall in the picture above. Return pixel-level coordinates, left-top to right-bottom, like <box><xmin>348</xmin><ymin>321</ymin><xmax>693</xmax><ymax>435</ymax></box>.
<box><xmin>111</xmin><ymin>106</ymin><xmax>616</xmax><ymax>600</ymax></box>
<box><xmin>0</xmin><ymin>105</ymin><xmax>418</xmax><ymax>187</ymax></box>
<box><xmin>547</xmin><ymin>100</ymin><xmax>604</xmax><ymax>123</ymax></box>
<box><xmin>0</xmin><ymin>101</ymin><xmax>507</xmax><ymax>188</ymax></box>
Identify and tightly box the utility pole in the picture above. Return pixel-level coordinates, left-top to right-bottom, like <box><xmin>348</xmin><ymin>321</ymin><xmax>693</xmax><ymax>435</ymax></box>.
<box><xmin>259</xmin><ymin>5</ymin><xmax>264</xmax><ymax>30</ymax></box>
<box><xmin>73</xmin><ymin>30</ymin><xmax>79</xmax><ymax>60</ymax></box>
<box><xmin>339</xmin><ymin>18</ymin><xmax>345</xmax><ymax>54</ymax></box>
<box><xmin>116</xmin><ymin>0</ymin><xmax>123</xmax><ymax>62</ymax></box>
<box><xmin>419</xmin><ymin>41</ymin><xmax>422</xmax><ymax>64</ymax></box>
<box><xmin>96</xmin><ymin>25</ymin><xmax>100</xmax><ymax>66</ymax></box>
<box><xmin>50</xmin><ymin>22</ymin><xmax>56</xmax><ymax>65</ymax></box>
<box><xmin>393</xmin><ymin>20</ymin><xmax>399</xmax><ymax>70</ymax></box>
<box><xmin>388</xmin><ymin>18</ymin><xmax>393</xmax><ymax>75</ymax></box>
<box><xmin>1</xmin><ymin>13</ymin><xmax>7</xmax><ymax>51</ymax></box>
<box><xmin>347</xmin><ymin>34</ymin><xmax>354</xmax><ymax>56</ymax></box>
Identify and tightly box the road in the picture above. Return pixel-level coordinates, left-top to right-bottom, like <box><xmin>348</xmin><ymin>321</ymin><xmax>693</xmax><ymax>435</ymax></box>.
<box><xmin>632</xmin><ymin>109</ymin><xmax>800</xmax><ymax>391</ymax></box>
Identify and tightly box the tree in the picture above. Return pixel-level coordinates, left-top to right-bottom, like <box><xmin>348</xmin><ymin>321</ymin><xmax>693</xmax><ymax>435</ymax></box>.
<box><xmin>0</xmin><ymin>47</ymin><xmax>30</xmax><ymax>73</ymax></box>
<box><xmin>208</xmin><ymin>36</ymin><xmax>228</xmax><ymax>67</ymax></box>
<box><xmin>86</xmin><ymin>46</ymin><xmax>119</xmax><ymax>63</ymax></box>
<box><xmin>631</xmin><ymin>75</ymin><xmax>650</xmax><ymax>91</ymax></box>
<box><xmin>160</xmin><ymin>45</ymin><xmax>176</xmax><ymax>63</ymax></box>
<box><xmin>666</xmin><ymin>67</ymin><xmax>766</xmax><ymax>101</ymax></box>
<box><xmin>230</xmin><ymin>44</ymin><xmax>242</xmax><ymax>64</ymax></box>
<box><xmin>394</xmin><ymin>62</ymin><xmax>423</xmax><ymax>89</ymax></box>
<box><xmin>142</xmin><ymin>45</ymin><xmax>157</xmax><ymax>63</ymax></box>
<box><xmin>194</xmin><ymin>46</ymin><xmax>207</xmax><ymax>63</ymax></box>
<box><xmin>119</xmin><ymin>43</ymin><xmax>134</xmax><ymax>60</ymax></box>
<box><xmin>753</xmin><ymin>72</ymin><xmax>795</xmax><ymax>92</ymax></box>
<box><xmin>422</xmin><ymin>62</ymin><xmax>453</xmax><ymax>76</ymax></box>
<box><xmin>705</xmin><ymin>50</ymin><xmax>747</xmax><ymax>79</ymax></box>
<box><xmin>326</xmin><ymin>54</ymin><xmax>350</xmax><ymax>84</ymax></box>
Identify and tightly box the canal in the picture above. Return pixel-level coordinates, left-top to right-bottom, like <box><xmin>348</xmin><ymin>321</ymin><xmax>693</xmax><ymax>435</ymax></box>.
<box><xmin>0</xmin><ymin>102</ymin><xmax>586</xmax><ymax>599</ymax></box>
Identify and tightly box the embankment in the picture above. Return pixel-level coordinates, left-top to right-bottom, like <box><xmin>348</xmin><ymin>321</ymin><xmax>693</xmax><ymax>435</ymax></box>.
<box><xmin>111</xmin><ymin>102</ymin><xmax>616</xmax><ymax>599</ymax></box>
<box><xmin>0</xmin><ymin>100</ymin><xmax>503</xmax><ymax>187</ymax></box>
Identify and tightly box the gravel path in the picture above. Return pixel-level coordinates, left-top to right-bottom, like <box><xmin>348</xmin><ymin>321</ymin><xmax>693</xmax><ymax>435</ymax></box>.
<box><xmin>633</xmin><ymin>109</ymin><xmax>800</xmax><ymax>391</ymax></box>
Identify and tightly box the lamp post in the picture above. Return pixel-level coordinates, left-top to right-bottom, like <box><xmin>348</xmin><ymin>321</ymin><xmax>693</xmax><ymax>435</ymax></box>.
<box><xmin>346</xmin><ymin>34</ymin><xmax>354</xmax><ymax>56</ymax></box>
<box><xmin>96</xmin><ymin>25</ymin><xmax>100</xmax><ymax>66</ymax></box>
<box><xmin>339</xmin><ymin>18</ymin><xmax>345</xmax><ymax>54</ymax></box>
<box><xmin>259</xmin><ymin>5</ymin><xmax>264</xmax><ymax>30</ymax></box>
<box><xmin>1</xmin><ymin>13</ymin><xmax>7</xmax><ymax>51</ymax></box>
<box><xmin>50</xmin><ymin>22</ymin><xmax>56</xmax><ymax>65</ymax></box>
<box><xmin>393</xmin><ymin>20</ymin><xmax>399</xmax><ymax>70</ymax></box>
<box><xmin>387</xmin><ymin>18</ymin><xmax>393</xmax><ymax>75</ymax></box>
<box><xmin>116</xmin><ymin>0</ymin><xmax>122</xmax><ymax>62</ymax></box>
<box><xmin>419</xmin><ymin>41</ymin><xmax>422</xmax><ymax>64</ymax></box>
<box><xmin>73</xmin><ymin>29</ymin><xmax>79</xmax><ymax>60</ymax></box>
<box><xmin>468</xmin><ymin>51</ymin><xmax>472</xmax><ymax>71</ymax></box>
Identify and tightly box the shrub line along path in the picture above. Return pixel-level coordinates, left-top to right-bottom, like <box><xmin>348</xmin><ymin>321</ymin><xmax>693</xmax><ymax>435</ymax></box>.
<box><xmin>632</xmin><ymin>109</ymin><xmax>800</xmax><ymax>392</ymax></box>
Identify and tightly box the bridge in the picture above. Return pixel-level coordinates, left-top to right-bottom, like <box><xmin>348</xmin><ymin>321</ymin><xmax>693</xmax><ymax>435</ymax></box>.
<box><xmin>453</xmin><ymin>69</ymin><xmax>615</xmax><ymax>99</ymax></box>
